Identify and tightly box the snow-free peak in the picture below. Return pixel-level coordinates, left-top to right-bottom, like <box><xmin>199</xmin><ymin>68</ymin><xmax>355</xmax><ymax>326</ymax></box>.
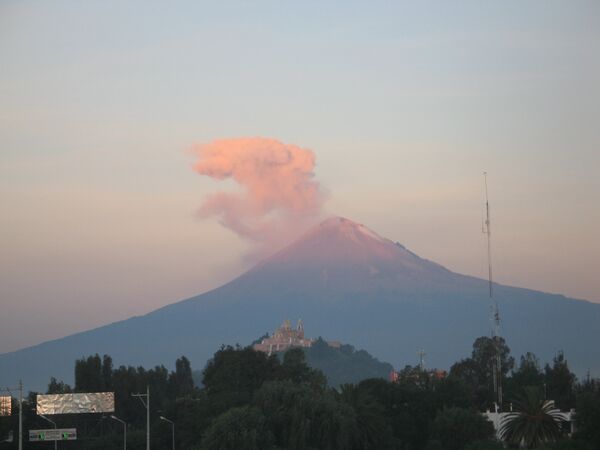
<box><xmin>253</xmin><ymin>215</ymin><xmax>428</xmax><ymax>272</ymax></box>
<box><xmin>312</xmin><ymin>216</ymin><xmax>388</xmax><ymax>245</ymax></box>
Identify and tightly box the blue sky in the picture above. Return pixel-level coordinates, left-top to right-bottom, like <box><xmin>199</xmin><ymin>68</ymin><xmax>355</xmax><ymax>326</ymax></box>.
<box><xmin>1</xmin><ymin>1</ymin><xmax>599</xmax><ymax>353</ymax></box>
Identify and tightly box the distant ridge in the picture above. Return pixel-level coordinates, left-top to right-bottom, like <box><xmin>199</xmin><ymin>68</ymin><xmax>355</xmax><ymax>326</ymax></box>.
<box><xmin>1</xmin><ymin>216</ymin><xmax>599</xmax><ymax>391</ymax></box>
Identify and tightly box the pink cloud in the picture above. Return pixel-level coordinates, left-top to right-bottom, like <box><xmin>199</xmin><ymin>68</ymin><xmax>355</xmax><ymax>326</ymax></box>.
<box><xmin>192</xmin><ymin>137</ymin><xmax>326</xmax><ymax>254</ymax></box>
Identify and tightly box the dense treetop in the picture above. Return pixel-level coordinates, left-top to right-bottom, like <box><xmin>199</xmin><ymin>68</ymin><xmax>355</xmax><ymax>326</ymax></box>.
<box><xmin>0</xmin><ymin>337</ymin><xmax>598</xmax><ymax>450</ymax></box>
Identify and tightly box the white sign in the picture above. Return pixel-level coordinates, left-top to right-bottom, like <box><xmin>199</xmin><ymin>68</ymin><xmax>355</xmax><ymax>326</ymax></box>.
<box><xmin>29</xmin><ymin>428</ymin><xmax>77</xmax><ymax>441</ymax></box>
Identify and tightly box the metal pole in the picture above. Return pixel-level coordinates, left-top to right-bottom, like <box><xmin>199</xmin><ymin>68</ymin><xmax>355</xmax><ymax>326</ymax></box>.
<box><xmin>159</xmin><ymin>416</ymin><xmax>174</xmax><ymax>450</ymax></box>
<box><xmin>39</xmin><ymin>414</ymin><xmax>57</xmax><ymax>450</ymax></box>
<box><xmin>18</xmin><ymin>380</ymin><xmax>22</xmax><ymax>450</ymax></box>
<box><xmin>132</xmin><ymin>386</ymin><xmax>150</xmax><ymax>450</ymax></box>
<box><xmin>483</xmin><ymin>172</ymin><xmax>502</xmax><ymax>410</ymax></box>
<box><xmin>146</xmin><ymin>385</ymin><xmax>150</xmax><ymax>450</ymax></box>
<box><xmin>110</xmin><ymin>415</ymin><xmax>127</xmax><ymax>450</ymax></box>
<box><xmin>484</xmin><ymin>172</ymin><xmax>493</xmax><ymax>300</ymax></box>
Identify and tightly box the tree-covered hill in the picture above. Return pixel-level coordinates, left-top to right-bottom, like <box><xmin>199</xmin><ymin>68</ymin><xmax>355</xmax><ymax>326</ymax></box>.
<box><xmin>192</xmin><ymin>338</ymin><xmax>393</xmax><ymax>389</ymax></box>
<box><xmin>302</xmin><ymin>338</ymin><xmax>393</xmax><ymax>388</ymax></box>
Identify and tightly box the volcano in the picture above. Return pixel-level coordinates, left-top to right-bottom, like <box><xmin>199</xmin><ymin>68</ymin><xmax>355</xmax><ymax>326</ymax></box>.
<box><xmin>2</xmin><ymin>217</ymin><xmax>600</xmax><ymax>391</ymax></box>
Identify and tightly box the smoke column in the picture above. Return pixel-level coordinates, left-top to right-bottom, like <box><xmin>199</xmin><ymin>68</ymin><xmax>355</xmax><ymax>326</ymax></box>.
<box><xmin>192</xmin><ymin>137</ymin><xmax>326</xmax><ymax>255</ymax></box>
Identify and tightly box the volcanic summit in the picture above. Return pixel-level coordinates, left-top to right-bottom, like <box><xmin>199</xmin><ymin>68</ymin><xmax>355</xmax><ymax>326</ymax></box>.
<box><xmin>1</xmin><ymin>216</ymin><xmax>599</xmax><ymax>390</ymax></box>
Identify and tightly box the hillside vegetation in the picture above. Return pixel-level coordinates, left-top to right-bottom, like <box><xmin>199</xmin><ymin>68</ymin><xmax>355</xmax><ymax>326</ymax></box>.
<box><xmin>302</xmin><ymin>337</ymin><xmax>393</xmax><ymax>388</ymax></box>
<box><xmin>2</xmin><ymin>336</ymin><xmax>599</xmax><ymax>449</ymax></box>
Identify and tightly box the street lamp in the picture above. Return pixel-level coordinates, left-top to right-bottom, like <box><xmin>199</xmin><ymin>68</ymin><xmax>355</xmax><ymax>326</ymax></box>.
<box><xmin>159</xmin><ymin>416</ymin><xmax>175</xmax><ymax>450</ymax></box>
<box><xmin>110</xmin><ymin>415</ymin><xmax>127</xmax><ymax>450</ymax></box>
<box><xmin>38</xmin><ymin>414</ymin><xmax>57</xmax><ymax>450</ymax></box>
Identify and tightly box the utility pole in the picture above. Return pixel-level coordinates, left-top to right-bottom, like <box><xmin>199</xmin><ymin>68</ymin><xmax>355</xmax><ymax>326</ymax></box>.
<box><xmin>483</xmin><ymin>172</ymin><xmax>503</xmax><ymax>409</ymax></box>
<box><xmin>19</xmin><ymin>381</ymin><xmax>22</xmax><ymax>450</ymax></box>
<box><xmin>132</xmin><ymin>386</ymin><xmax>150</xmax><ymax>450</ymax></box>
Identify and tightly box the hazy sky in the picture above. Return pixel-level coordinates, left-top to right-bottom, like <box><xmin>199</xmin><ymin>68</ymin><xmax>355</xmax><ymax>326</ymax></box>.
<box><xmin>1</xmin><ymin>1</ymin><xmax>599</xmax><ymax>354</ymax></box>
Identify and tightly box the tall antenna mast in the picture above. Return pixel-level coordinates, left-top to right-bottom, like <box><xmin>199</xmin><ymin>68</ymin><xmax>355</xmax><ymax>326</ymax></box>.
<box><xmin>417</xmin><ymin>349</ymin><xmax>426</xmax><ymax>371</ymax></box>
<box><xmin>483</xmin><ymin>172</ymin><xmax>502</xmax><ymax>409</ymax></box>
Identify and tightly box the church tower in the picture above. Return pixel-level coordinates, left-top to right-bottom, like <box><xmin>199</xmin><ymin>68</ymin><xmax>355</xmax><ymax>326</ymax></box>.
<box><xmin>296</xmin><ymin>319</ymin><xmax>304</xmax><ymax>339</ymax></box>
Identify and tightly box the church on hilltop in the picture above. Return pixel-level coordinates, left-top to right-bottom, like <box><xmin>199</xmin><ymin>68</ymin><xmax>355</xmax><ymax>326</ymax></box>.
<box><xmin>253</xmin><ymin>319</ymin><xmax>341</xmax><ymax>355</ymax></box>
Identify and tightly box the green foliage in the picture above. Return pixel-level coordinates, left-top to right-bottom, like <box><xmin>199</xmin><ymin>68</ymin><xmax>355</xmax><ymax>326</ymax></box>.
<box><xmin>302</xmin><ymin>338</ymin><xmax>393</xmax><ymax>388</ymax></box>
<box><xmin>544</xmin><ymin>352</ymin><xmax>577</xmax><ymax>410</ymax></box>
<box><xmin>537</xmin><ymin>438</ymin><xmax>596</xmax><ymax>450</ymax></box>
<box><xmin>22</xmin><ymin>336</ymin><xmax>600</xmax><ymax>450</ymax></box>
<box><xmin>358</xmin><ymin>377</ymin><xmax>437</xmax><ymax>449</ymax></box>
<box><xmin>253</xmin><ymin>381</ymin><xmax>357</xmax><ymax>450</ymax></box>
<box><xmin>52</xmin><ymin>353</ymin><xmax>201</xmax><ymax>449</ymax></box>
<box><xmin>171</xmin><ymin>356</ymin><xmax>195</xmax><ymax>397</ymax></box>
<box><xmin>202</xmin><ymin>345</ymin><xmax>280</xmax><ymax>415</ymax></box>
<box><xmin>505</xmin><ymin>352</ymin><xmax>544</xmax><ymax>402</ymax></box>
<box><xmin>434</xmin><ymin>376</ymin><xmax>476</xmax><ymax>409</ymax></box>
<box><xmin>280</xmin><ymin>347</ymin><xmax>327</xmax><ymax>388</ymax></box>
<box><xmin>430</xmin><ymin>407</ymin><xmax>495</xmax><ymax>450</ymax></box>
<box><xmin>471</xmin><ymin>337</ymin><xmax>515</xmax><ymax>379</ymax></box>
<box><xmin>75</xmin><ymin>354</ymin><xmax>112</xmax><ymax>392</ymax></box>
<box><xmin>423</xmin><ymin>440</ymin><xmax>444</xmax><ymax>450</ymax></box>
<box><xmin>464</xmin><ymin>439</ymin><xmax>505</xmax><ymax>450</ymax></box>
<box><xmin>200</xmin><ymin>406</ymin><xmax>275</xmax><ymax>450</ymax></box>
<box><xmin>337</xmin><ymin>383</ymin><xmax>393</xmax><ymax>449</ymax></box>
<box><xmin>46</xmin><ymin>377</ymin><xmax>72</xmax><ymax>394</ymax></box>
<box><xmin>573</xmin><ymin>385</ymin><xmax>600</xmax><ymax>449</ymax></box>
<box><xmin>172</xmin><ymin>393</ymin><xmax>213</xmax><ymax>450</ymax></box>
<box><xmin>395</xmin><ymin>364</ymin><xmax>432</xmax><ymax>388</ymax></box>
<box><xmin>252</xmin><ymin>380</ymin><xmax>312</xmax><ymax>446</ymax></box>
<box><xmin>500</xmin><ymin>386</ymin><xmax>566</xmax><ymax>449</ymax></box>
<box><xmin>201</xmin><ymin>344</ymin><xmax>325</xmax><ymax>418</ymax></box>
<box><xmin>515</xmin><ymin>353</ymin><xmax>544</xmax><ymax>387</ymax></box>
<box><xmin>450</xmin><ymin>336</ymin><xmax>514</xmax><ymax>410</ymax></box>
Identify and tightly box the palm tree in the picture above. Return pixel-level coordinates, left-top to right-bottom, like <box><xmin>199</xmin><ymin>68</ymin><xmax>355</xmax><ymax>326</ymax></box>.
<box><xmin>500</xmin><ymin>386</ymin><xmax>566</xmax><ymax>448</ymax></box>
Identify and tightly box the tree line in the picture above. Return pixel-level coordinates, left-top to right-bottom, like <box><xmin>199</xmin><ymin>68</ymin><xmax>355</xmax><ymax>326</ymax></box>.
<box><xmin>0</xmin><ymin>337</ymin><xmax>599</xmax><ymax>449</ymax></box>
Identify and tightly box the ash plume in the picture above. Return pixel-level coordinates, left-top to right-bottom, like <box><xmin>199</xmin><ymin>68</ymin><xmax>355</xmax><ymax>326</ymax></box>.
<box><xmin>192</xmin><ymin>137</ymin><xmax>326</xmax><ymax>255</ymax></box>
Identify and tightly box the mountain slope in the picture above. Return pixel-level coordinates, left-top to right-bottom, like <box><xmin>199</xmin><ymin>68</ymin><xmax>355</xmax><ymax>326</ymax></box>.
<box><xmin>1</xmin><ymin>217</ymin><xmax>599</xmax><ymax>391</ymax></box>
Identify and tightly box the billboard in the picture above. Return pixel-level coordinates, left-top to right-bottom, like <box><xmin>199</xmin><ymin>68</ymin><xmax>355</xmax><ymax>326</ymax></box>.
<box><xmin>36</xmin><ymin>392</ymin><xmax>114</xmax><ymax>415</ymax></box>
<box><xmin>0</xmin><ymin>396</ymin><xmax>10</xmax><ymax>416</ymax></box>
